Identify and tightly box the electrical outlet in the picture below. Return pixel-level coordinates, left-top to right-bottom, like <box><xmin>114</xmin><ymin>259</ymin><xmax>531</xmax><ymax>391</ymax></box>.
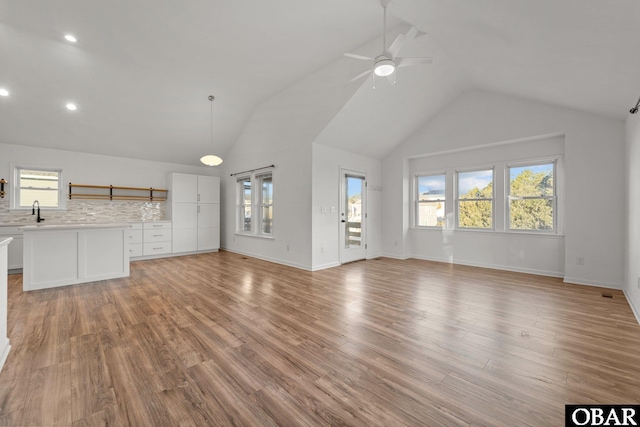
<box><xmin>331</xmin><ymin>206</ymin><xmax>336</xmax><ymax>213</ymax></box>
<box><xmin>320</xmin><ymin>247</ymin><xmax>324</xmax><ymax>254</ymax></box>
<box><xmin>395</xmin><ymin>240</ymin><xmax>398</xmax><ymax>247</ymax></box>
<box><xmin>286</xmin><ymin>244</ymin><xmax>290</xmax><ymax>251</ymax></box>
<box><xmin>576</xmin><ymin>256</ymin><xmax>584</xmax><ymax>265</ymax></box>
<box><xmin>321</xmin><ymin>206</ymin><xmax>327</xmax><ymax>213</ymax></box>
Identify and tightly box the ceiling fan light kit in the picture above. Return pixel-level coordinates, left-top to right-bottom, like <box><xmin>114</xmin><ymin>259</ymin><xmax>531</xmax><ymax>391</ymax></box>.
<box><xmin>374</xmin><ymin>57</ymin><xmax>395</xmax><ymax>77</ymax></box>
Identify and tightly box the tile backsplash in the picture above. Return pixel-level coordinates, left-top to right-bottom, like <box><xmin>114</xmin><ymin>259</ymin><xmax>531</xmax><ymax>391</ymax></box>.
<box><xmin>0</xmin><ymin>199</ymin><xmax>166</xmax><ymax>224</ymax></box>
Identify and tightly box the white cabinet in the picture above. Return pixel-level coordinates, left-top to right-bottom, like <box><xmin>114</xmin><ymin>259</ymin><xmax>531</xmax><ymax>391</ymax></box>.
<box><xmin>0</xmin><ymin>238</ymin><xmax>12</xmax><ymax>372</ymax></box>
<box><xmin>0</xmin><ymin>227</ymin><xmax>23</xmax><ymax>270</ymax></box>
<box><xmin>127</xmin><ymin>223</ymin><xmax>143</xmax><ymax>258</ymax></box>
<box><xmin>128</xmin><ymin>221</ymin><xmax>172</xmax><ymax>258</ymax></box>
<box><xmin>167</xmin><ymin>173</ymin><xmax>220</xmax><ymax>253</ymax></box>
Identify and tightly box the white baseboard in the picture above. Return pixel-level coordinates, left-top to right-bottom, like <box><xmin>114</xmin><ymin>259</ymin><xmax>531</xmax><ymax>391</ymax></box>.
<box><xmin>411</xmin><ymin>254</ymin><xmax>564</xmax><ymax>278</ymax></box>
<box><xmin>563</xmin><ymin>276</ymin><xmax>622</xmax><ymax>290</ymax></box>
<box><xmin>623</xmin><ymin>289</ymin><xmax>640</xmax><ymax>326</ymax></box>
<box><xmin>222</xmin><ymin>247</ymin><xmax>312</xmax><ymax>271</ymax></box>
<box><xmin>311</xmin><ymin>262</ymin><xmax>341</xmax><ymax>272</ymax></box>
<box><xmin>381</xmin><ymin>253</ymin><xmax>411</xmax><ymax>260</ymax></box>
<box><xmin>0</xmin><ymin>338</ymin><xmax>10</xmax><ymax>373</ymax></box>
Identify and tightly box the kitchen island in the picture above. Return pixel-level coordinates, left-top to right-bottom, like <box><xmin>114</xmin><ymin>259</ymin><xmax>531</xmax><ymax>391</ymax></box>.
<box><xmin>0</xmin><ymin>237</ymin><xmax>12</xmax><ymax>372</ymax></box>
<box><xmin>22</xmin><ymin>223</ymin><xmax>130</xmax><ymax>291</ymax></box>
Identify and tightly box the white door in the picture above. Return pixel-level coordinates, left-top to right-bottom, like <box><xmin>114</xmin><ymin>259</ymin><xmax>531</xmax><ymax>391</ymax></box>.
<box><xmin>171</xmin><ymin>203</ymin><xmax>198</xmax><ymax>253</ymax></box>
<box><xmin>170</xmin><ymin>173</ymin><xmax>198</xmax><ymax>203</ymax></box>
<box><xmin>197</xmin><ymin>203</ymin><xmax>220</xmax><ymax>251</ymax></box>
<box><xmin>197</xmin><ymin>175</ymin><xmax>220</xmax><ymax>204</ymax></box>
<box><xmin>340</xmin><ymin>170</ymin><xmax>366</xmax><ymax>264</ymax></box>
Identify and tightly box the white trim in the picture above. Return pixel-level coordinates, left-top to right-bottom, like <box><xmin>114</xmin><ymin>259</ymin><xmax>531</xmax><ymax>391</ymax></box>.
<box><xmin>222</xmin><ymin>247</ymin><xmax>312</xmax><ymax>271</ymax></box>
<box><xmin>411</xmin><ymin>254</ymin><xmax>564</xmax><ymax>278</ymax></box>
<box><xmin>623</xmin><ymin>289</ymin><xmax>640</xmax><ymax>326</ymax></box>
<box><xmin>563</xmin><ymin>276</ymin><xmax>622</xmax><ymax>290</ymax></box>
<box><xmin>407</xmin><ymin>133</ymin><xmax>565</xmax><ymax>160</ymax></box>
<box><xmin>410</xmin><ymin>227</ymin><xmax>565</xmax><ymax>239</ymax></box>
<box><xmin>311</xmin><ymin>262</ymin><xmax>341</xmax><ymax>271</ymax></box>
<box><xmin>234</xmin><ymin>232</ymin><xmax>274</xmax><ymax>240</ymax></box>
<box><xmin>381</xmin><ymin>253</ymin><xmax>411</xmax><ymax>260</ymax></box>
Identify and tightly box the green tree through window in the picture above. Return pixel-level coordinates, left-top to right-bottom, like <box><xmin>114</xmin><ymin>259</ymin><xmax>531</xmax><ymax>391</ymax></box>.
<box><xmin>509</xmin><ymin>164</ymin><xmax>554</xmax><ymax>231</ymax></box>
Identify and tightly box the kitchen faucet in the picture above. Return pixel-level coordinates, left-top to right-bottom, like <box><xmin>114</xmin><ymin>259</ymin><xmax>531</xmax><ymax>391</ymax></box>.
<box><xmin>31</xmin><ymin>200</ymin><xmax>45</xmax><ymax>223</ymax></box>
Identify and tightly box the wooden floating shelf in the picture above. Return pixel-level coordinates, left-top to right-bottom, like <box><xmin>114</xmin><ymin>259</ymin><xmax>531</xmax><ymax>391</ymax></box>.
<box><xmin>68</xmin><ymin>183</ymin><xmax>168</xmax><ymax>202</ymax></box>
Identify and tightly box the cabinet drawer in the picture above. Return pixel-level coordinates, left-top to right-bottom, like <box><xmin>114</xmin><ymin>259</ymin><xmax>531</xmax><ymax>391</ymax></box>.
<box><xmin>129</xmin><ymin>243</ymin><xmax>143</xmax><ymax>258</ymax></box>
<box><xmin>128</xmin><ymin>229</ymin><xmax>143</xmax><ymax>244</ymax></box>
<box><xmin>143</xmin><ymin>229</ymin><xmax>172</xmax><ymax>242</ymax></box>
<box><xmin>143</xmin><ymin>222</ymin><xmax>172</xmax><ymax>230</ymax></box>
<box><xmin>129</xmin><ymin>222</ymin><xmax>143</xmax><ymax>230</ymax></box>
<box><xmin>143</xmin><ymin>241</ymin><xmax>171</xmax><ymax>256</ymax></box>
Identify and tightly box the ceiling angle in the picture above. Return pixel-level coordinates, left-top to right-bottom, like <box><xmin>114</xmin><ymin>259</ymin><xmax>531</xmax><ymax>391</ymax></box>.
<box><xmin>345</xmin><ymin>0</ymin><xmax>433</xmax><ymax>88</ymax></box>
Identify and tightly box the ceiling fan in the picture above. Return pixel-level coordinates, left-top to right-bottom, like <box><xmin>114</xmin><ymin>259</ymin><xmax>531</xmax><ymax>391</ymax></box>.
<box><xmin>345</xmin><ymin>0</ymin><xmax>433</xmax><ymax>85</ymax></box>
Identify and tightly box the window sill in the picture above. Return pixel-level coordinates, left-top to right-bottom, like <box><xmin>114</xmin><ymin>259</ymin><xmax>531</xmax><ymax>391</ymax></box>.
<box><xmin>411</xmin><ymin>227</ymin><xmax>564</xmax><ymax>238</ymax></box>
<box><xmin>235</xmin><ymin>232</ymin><xmax>274</xmax><ymax>240</ymax></box>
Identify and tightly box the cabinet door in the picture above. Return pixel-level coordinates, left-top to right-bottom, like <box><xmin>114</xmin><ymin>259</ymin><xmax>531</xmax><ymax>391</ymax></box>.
<box><xmin>197</xmin><ymin>176</ymin><xmax>220</xmax><ymax>204</ymax></box>
<box><xmin>7</xmin><ymin>236</ymin><xmax>24</xmax><ymax>270</ymax></box>
<box><xmin>170</xmin><ymin>173</ymin><xmax>198</xmax><ymax>203</ymax></box>
<box><xmin>197</xmin><ymin>203</ymin><xmax>220</xmax><ymax>251</ymax></box>
<box><xmin>172</xmin><ymin>203</ymin><xmax>198</xmax><ymax>253</ymax></box>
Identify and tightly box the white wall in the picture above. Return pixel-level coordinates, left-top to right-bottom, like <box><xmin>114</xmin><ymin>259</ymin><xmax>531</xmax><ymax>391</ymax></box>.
<box><xmin>625</xmin><ymin>113</ymin><xmax>640</xmax><ymax>321</ymax></box>
<box><xmin>0</xmin><ymin>142</ymin><xmax>217</xmax><ymax>190</ymax></box>
<box><xmin>218</xmin><ymin>52</ymin><xmax>365</xmax><ymax>271</ymax></box>
<box><xmin>311</xmin><ymin>143</ymin><xmax>382</xmax><ymax>270</ymax></box>
<box><xmin>383</xmin><ymin>89</ymin><xmax>625</xmax><ymax>288</ymax></box>
<box><xmin>408</xmin><ymin>135</ymin><xmax>565</xmax><ymax>276</ymax></box>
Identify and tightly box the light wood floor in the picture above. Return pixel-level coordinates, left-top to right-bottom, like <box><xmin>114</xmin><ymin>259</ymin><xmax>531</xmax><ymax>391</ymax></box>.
<box><xmin>1</xmin><ymin>251</ymin><xmax>639</xmax><ymax>426</ymax></box>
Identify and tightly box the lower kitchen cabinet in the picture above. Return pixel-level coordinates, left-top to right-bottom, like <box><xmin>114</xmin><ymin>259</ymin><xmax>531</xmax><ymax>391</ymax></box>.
<box><xmin>128</xmin><ymin>221</ymin><xmax>172</xmax><ymax>259</ymax></box>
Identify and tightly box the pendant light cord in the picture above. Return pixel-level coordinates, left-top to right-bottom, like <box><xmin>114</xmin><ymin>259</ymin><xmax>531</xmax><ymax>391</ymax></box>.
<box><xmin>209</xmin><ymin>95</ymin><xmax>214</xmax><ymax>149</ymax></box>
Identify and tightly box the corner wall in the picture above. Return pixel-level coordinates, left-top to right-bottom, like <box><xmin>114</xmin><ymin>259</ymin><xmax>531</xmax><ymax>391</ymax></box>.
<box><xmin>383</xmin><ymin>89</ymin><xmax>625</xmax><ymax>288</ymax></box>
<box><xmin>311</xmin><ymin>143</ymin><xmax>382</xmax><ymax>270</ymax></box>
<box><xmin>625</xmin><ymin>113</ymin><xmax>640</xmax><ymax>321</ymax></box>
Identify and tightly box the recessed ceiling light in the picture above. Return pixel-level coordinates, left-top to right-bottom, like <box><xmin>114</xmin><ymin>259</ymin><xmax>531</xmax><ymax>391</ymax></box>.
<box><xmin>0</xmin><ymin>88</ymin><xmax>8</xmax><ymax>97</ymax></box>
<box><xmin>64</xmin><ymin>34</ymin><xmax>77</xmax><ymax>43</ymax></box>
<box><xmin>66</xmin><ymin>103</ymin><xmax>77</xmax><ymax>111</ymax></box>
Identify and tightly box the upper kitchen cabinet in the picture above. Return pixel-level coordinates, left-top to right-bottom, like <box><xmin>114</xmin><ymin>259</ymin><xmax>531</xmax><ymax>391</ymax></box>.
<box><xmin>167</xmin><ymin>173</ymin><xmax>220</xmax><ymax>253</ymax></box>
<box><xmin>168</xmin><ymin>174</ymin><xmax>219</xmax><ymax>204</ymax></box>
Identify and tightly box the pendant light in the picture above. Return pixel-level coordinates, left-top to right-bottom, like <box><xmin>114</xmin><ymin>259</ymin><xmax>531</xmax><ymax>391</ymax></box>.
<box><xmin>200</xmin><ymin>95</ymin><xmax>223</xmax><ymax>166</ymax></box>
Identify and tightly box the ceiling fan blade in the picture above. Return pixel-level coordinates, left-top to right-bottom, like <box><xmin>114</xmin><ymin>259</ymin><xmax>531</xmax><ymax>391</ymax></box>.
<box><xmin>350</xmin><ymin>69</ymin><xmax>372</xmax><ymax>82</ymax></box>
<box><xmin>387</xmin><ymin>33</ymin><xmax>406</xmax><ymax>58</ymax></box>
<box><xmin>344</xmin><ymin>52</ymin><xmax>375</xmax><ymax>61</ymax></box>
<box><xmin>405</xmin><ymin>26</ymin><xmax>425</xmax><ymax>43</ymax></box>
<box><xmin>396</xmin><ymin>57</ymin><xmax>434</xmax><ymax>68</ymax></box>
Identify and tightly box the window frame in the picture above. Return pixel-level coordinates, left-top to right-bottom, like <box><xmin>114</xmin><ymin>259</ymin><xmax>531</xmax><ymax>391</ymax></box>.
<box><xmin>256</xmin><ymin>171</ymin><xmax>273</xmax><ymax>236</ymax></box>
<box><xmin>506</xmin><ymin>159</ymin><xmax>557</xmax><ymax>233</ymax></box>
<box><xmin>235</xmin><ymin>169</ymin><xmax>274</xmax><ymax>238</ymax></box>
<box><xmin>414</xmin><ymin>172</ymin><xmax>446</xmax><ymax>228</ymax></box>
<box><xmin>10</xmin><ymin>164</ymin><xmax>66</xmax><ymax>211</ymax></box>
<box><xmin>455</xmin><ymin>167</ymin><xmax>495</xmax><ymax>231</ymax></box>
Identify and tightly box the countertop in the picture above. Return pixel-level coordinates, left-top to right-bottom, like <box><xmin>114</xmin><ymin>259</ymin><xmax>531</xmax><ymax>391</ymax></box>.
<box><xmin>21</xmin><ymin>222</ymin><xmax>132</xmax><ymax>231</ymax></box>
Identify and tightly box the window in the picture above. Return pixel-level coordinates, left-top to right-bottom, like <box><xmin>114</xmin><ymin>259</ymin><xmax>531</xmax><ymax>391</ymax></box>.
<box><xmin>508</xmin><ymin>162</ymin><xmax>555</xmax><ymax>231</ymax></box>
<box><xmin>236</xmin><ymin>169</ymin><xmax>274</xmax><ymax>236</ymax></box>
<box><xmin>257</xmin><ymin>172</ymin><xmax>273</xmax><ymax>235</ymax></box>
<box><xmin>11</xmin><ymin>165</ymin><xmax>64</xmax><ymax>210</ymax></box>
<box><xmin>416</xmin><ymin>174</ymin><xmax>445</xmax><ymax>227</ymax></box>
<box><xmin>236</xmin><ymin>176</ymin><xmax>252</xmax><ymax>232</ymax></box>
<box><xmin>457</xmin><ymin>169</ymin><xmax>493</xmax><ymax>229</ymax></box>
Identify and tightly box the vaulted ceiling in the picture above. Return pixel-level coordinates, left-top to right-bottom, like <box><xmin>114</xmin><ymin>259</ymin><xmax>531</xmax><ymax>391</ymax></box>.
<box><xmin>1</xmin><ymin>0</ymin><xmax>639</xmax><ymax>165</ymax></box>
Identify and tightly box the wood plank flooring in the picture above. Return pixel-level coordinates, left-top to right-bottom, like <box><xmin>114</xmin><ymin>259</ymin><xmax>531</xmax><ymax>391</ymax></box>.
<box><xmin>1</xmin><ymin>251</ymin><xmax>639</xmax><ymax>426</ymax></box>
